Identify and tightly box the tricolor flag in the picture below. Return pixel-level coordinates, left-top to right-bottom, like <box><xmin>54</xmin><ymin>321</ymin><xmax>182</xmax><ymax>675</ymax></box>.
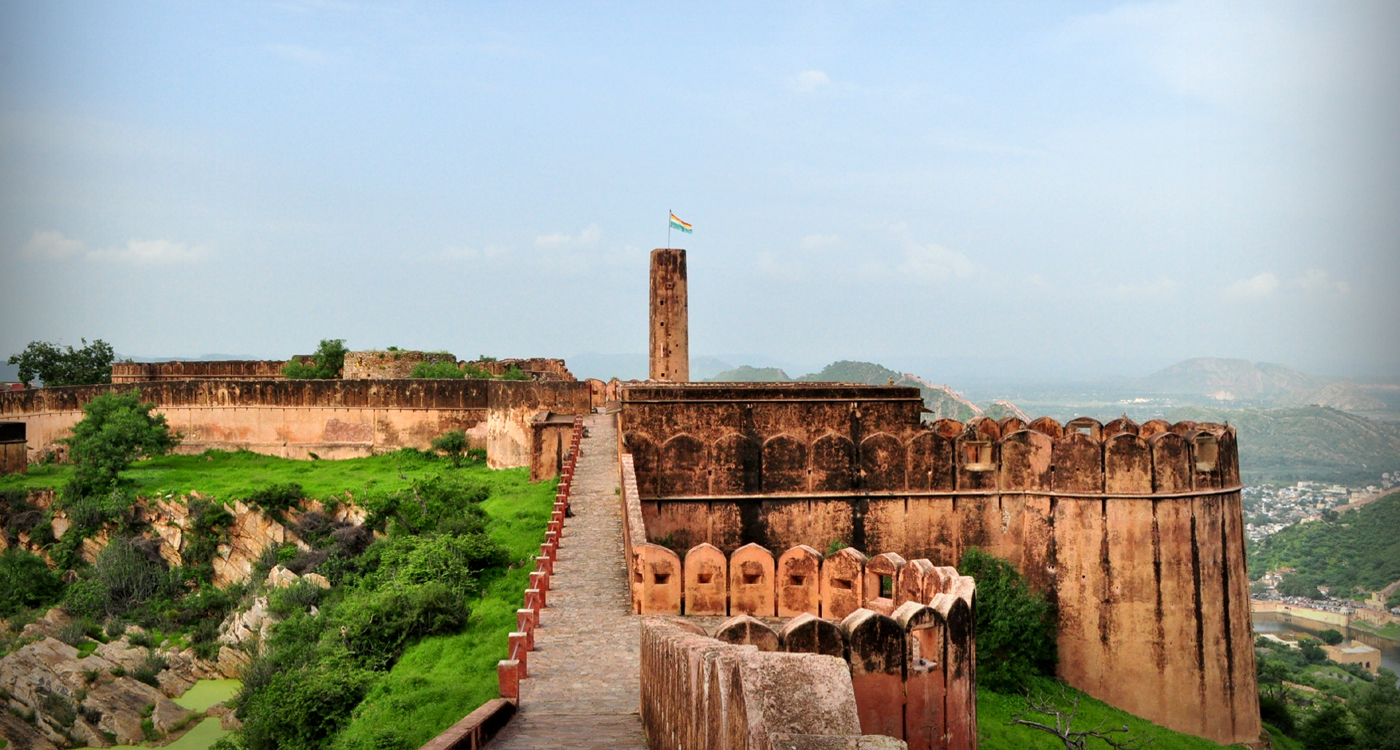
<box><xmin>669</xmin><ymin>213</ymin><xmax>693</xmax><ymax>234</ymax></box>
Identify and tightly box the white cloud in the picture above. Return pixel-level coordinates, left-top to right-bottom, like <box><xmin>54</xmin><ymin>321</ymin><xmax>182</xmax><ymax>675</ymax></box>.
<box><xmin>88</xmin><ymin>239</ymin><xmax>209</xmax><ymax>265</ymax></box>
<box><xmin>536</xmin><ymin>224</ymin><xmax>601</xmax><ymax>250</ymax></box>
<box><xmin>799</xmin><ymin>234</ymin><xmax>840</xmax><ymax>250</ymax></box>
<box><xmin>1225</xmin><ymin>269</ymin><xmax>1350</xmax><ymax>300</ymax></box>
<box><xmin>794</xmin><ymin>70</ymin><xmax>831</xmax><ymax>93</ymax></box>
<box><xmin>268</xmin><ymin>43</ymin><xmax>329</xmax><ymax>66</ymax></box>
<box><xmin>21</xmin><ymin>230</ymin><xmax>84</xmax><ymax>261</ymax></box>
<box><xmin>1293</xmin><ymin>268</ymin><xmax>1350</xmax><ymax>296</ymax></box>
<box><xmin>1225</xmin><ymin>271</ymin><xmax>1281</xmax><ymax>300</ymax></box>
<box><xmin>1110</xmin><ymin>277</ymin><xmax>1179</xmax><ymax>301</ymax></box>
<box><xmin>898</xmin><ymin>243</ymin><xmax>975</xmax><ymax>282</ymax></box>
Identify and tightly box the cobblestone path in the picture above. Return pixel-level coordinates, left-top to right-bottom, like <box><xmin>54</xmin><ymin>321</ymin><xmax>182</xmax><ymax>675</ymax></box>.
<box><xmin>491</xmin><ymin>413</ymin><xmax>648</xmax><ymax>749</ymax></box>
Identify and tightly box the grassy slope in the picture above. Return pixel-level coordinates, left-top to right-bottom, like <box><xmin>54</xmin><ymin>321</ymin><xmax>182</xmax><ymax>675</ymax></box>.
<box><xmin>331</xmin><ymin>468</ymin><xmax>554</xmax><ymax>749</ymax></box>
<box><xmin>0</xmin><ymin>450</ymin><xmax>449</xmax><ymax>501</ymax></box>
<box><xmin>1</xmin><ymin>450</ymin><xmax>554</xmax><ymax>749</ymax></box>
<box><xmin>978</xmin><ymin>678</ymin><xmax>1232</xmax><ymax>750</ymax></box>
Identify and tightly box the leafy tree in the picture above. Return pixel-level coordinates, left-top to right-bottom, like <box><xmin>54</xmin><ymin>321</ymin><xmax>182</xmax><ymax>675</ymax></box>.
<box><xmin>62</xmin><ymin>390</ymin><xmax>178</xmax><ymax>495</ymax></box>
<box><xmin>1278</xmin><ymin>573</ymin><xmax>1324</xmax><ymax>600</ymax></box>
<box><xmin>958</xmin><ymin>547</ymin><xmax>1057</xmax><ymax>692</ymax></box>
<box><xmin>1354</xmin><ymin>669</ymin><xmax>1400</xmax><ymax>750</ymax></box>
<box><xmin>238</xmin><ymin>666</ymin><xmax>373</xmax><ymax>750</ymax></box>
<box><xmin>282</xmin><ymin>339</ymin><xmax>349</xmax><ymax>379</ymax></box>
<box><xmin>408</xmin><ymin>361</ymin><xmax>466</xmax><ymax>379</ymax></box>
<box><xmin>1299</xmin><ymin>638</ymin><xmax>1328</xmax><ymax>665</ymax></box>
<box><xmin>1300</xmin><ymin>700</ymin><xmax>1356</xmax><ymax>750</ymax></box>
<box><xmin>8</xmin><ymin>339</ymin><xmax>114</xmax><ymax>387</ymax></box>
<box><xmin>1318</xmin><ymin>628</ymin><xmax>1344</xmax><ymax>646</ymax></box>
<box><xmin>0</xmin><ymin>548</ymin><xmax>66</xmax><ymax>616</ymax></box>
<box><xmin>430</xmin><ymin>430</ymin><xmax>470</xmax><ymax>467</ymax></box>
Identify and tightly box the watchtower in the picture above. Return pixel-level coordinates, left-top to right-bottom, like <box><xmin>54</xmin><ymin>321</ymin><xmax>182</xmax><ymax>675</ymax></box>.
<box><xmin>649</xmin><ymin>248</ymin><xmax>688</xmax><ymax>382</ymax></box>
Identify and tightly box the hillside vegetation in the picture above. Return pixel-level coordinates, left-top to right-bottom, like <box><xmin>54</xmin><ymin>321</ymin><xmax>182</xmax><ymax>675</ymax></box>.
<box><xmin>1248</xmin><ymin>489</ymin><xmax>1400</xmax><ymax>597</ymax></box>
<box><xmin>712</xmin><ymin>359</ymin><xmax>980</xmax><ymax>420</ymax></box>
<box><xmin>1169</xmin><ymin>405</ymin><xmax>1400</xmax><ymax>484</ymax></box>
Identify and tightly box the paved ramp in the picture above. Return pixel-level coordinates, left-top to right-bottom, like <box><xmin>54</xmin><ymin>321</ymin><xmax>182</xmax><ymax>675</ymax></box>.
<box><xmin>490</xmin><ymin>414</ymin><xmax>648</xmax><ymax>749</ymax></box>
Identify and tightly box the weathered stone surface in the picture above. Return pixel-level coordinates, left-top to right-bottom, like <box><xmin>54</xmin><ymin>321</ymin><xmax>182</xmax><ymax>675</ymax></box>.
<box><xmin>216</xmin><ymin>645</ymin><xmax>252</xmax><ymax>679</ymax></box>
<box><xmin>0</xmin><ymin>710</ymin><xmax>60</xmax><ymax>750</ymax></box>
<box><xmin>302</xmin><ymin>572</ymin><xmax>331</xmax><ymax>589</ymax></box>
<box><xmin>84</xmin><ymin>677</ymin><xmax>167</xmax><ymax>745</ymax></box>
<box><xmin>265</xmin><ymin>564</ymin><xmax>299</xmax><ymax>588</ymax></box>
<box><xmin>152</xmin><ymin>696</ymin><xmax>196</xmax><ymax>734</ymax></box>
<box><xmin>714</xmin><ymin>614</ymin><xmax>780</xmax><ymax>652</ymax></box>
<box><xmin>219</xmin><ymin>596</ymin><xmax>272</xmax><ymax>648</ymax></box>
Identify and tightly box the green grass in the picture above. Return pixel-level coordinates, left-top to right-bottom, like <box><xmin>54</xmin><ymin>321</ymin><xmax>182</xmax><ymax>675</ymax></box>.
<box><xmin>0</xmin><ymin>449</ymin><xmax>468</xmax><ymax>504</ymax></box>
<box><xmin>1352</xmin><ymin>619</ymin><xmax>1400</xmax><ymax>641</ymax></box>
<box><xmin>978</xmin><ymin>677</ymin><xmax>1231</xmax><ymax>750</ymax></box>
<box><xmin>330</xmin><ymin>464</ymin><xmax>555</xmax><ymax>749</ymax></box>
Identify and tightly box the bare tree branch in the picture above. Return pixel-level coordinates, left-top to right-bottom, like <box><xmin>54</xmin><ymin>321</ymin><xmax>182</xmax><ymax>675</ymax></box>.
<box><xmin>1008</xmin><ymin>687</ymin><xmax>1154</xmax><ymax>750</ymax></box>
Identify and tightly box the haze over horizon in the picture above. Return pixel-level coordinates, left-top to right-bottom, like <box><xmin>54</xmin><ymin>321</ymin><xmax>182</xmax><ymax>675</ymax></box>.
<box><xmin>3</xmin><ymin>2</ymin><xmax>1398</xmax><ymax>381</ymax></box>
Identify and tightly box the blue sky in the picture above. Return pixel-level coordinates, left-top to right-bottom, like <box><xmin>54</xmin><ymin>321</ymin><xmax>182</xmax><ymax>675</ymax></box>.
<box><xmin>3</xmin><ymin>1</ymin><xmax>1397</xmax><ymax>381</ymax></box>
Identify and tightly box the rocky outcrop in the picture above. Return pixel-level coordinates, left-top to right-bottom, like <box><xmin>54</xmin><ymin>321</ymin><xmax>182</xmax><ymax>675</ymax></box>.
<box><xmin>0</xmin><ymin>612</ymin><xmax>221</xmax><ymax>749</ymax></box>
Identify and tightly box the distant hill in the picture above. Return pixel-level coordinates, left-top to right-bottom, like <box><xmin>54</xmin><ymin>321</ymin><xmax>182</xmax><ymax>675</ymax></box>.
<box><xmin>1139</xmin><ymin>358</ymin><xmax>1328</xmax><ymax>400</ymax></box>
<box><xmin>795</xmin><ymin>360</ymin><xmax>905</xmax><ymax>384</ymax></box>
<box><xmin>709</xmin><ymin>365</ymin><xmax>791</xmax><ymax>382</ymax></box>
<box><xmin>1168</xmin><ymin>405</ymin><xmax>1400</xmax><ymax>484</ymax></box>
<box><xmin>983</xmin><ymin>401</ymin><xmax>1030</xmax><ymax>422</ymax></box>
<box><xmin>1248</xmin><ymin>489</ymin><xmax>1400</xmax><ymax>596</ymax></box>
<box><xmin>1279</xmin><ymin>381</ymin><xmax>1388</xmax><ymax>412</ymax></box>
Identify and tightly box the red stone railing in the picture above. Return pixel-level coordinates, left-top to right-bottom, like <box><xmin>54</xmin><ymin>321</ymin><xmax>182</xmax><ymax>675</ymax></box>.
<box><xmin>497</xmin><ymin>415</ymin><xmax>584</xmax><ymax>698</ymax></box>
<box><xmin>417</xmin><ymin>416</ymin><xmax>582</xmax><ymax>750</ymax></box>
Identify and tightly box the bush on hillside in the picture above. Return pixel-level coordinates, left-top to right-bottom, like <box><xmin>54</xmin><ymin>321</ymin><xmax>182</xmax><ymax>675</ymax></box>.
<box><xmin>1318</xmin><ymin>628</ymin><xmax>1344</xmax><ymax>646</ymax></box>
<box><xmin>62</xmin><ymin>390</ymin><xmax>178</xmax><ymax>495</ymax></box>
<box><xmin>243</xmin><ymin>483</ymin><xmax>303</xmax><ymax>516</ymax></box>
<box><xmin>237</xmin><ymin>666</ymin><xmax>373</xmax><ymax>750</ymax></box>
<box><xmin>65</xmin><ymin>537</ymin><xmax>173</xmax><ymax>620</ymax></box>
<box><xmin>429</xmin><ymin>430</ymin><xmax>471</xmax><ymax>467</ymax></box>
<box><xmin>282</xmin><ymin>339</ymin><xmax>349</xmax><ymax>379</ymax></box>
<box><xmin>0</xmin><ymin>549</ymin><xmax>66</xmax><ymax>616</ymax></box>
<box><xmin>958</xmin><ymin>547</ymin><xmax>1057</xmax><ymax>692</ymax></box>
<box><xmin>408</xmin><ymin>361</ymin><xmax>466</xmax><ymax>379</ymax></box>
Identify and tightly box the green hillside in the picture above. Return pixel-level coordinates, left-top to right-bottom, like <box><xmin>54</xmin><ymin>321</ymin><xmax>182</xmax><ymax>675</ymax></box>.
<box><xmin>1168</xmin><ymin>405</ymin><xmax>1400</xmax><ymax>484</ymax></box>
<box><xmin>1248</xmin><ymin>489</ymin><xmax>1400</xmax><ymax>596</ymax></box>
<box><xmin>796</xmin><ymin>360</ymin><xmax>981</xmax><ymax>421</ymax></box>
<box><xmin>796</xmin><ymin>359</ymin><xmax>905</xmax><ymax>384</ymax></box>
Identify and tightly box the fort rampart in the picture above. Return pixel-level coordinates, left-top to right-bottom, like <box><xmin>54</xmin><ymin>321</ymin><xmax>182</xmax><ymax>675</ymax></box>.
<box><xmin>615</xmin><ymin>382</ymin><xmax>1259</xmax><ymax>746</ymax></box>
<box><xmin>0</xmin><ymin>379</ymin><xmax>589</xmax><ymax>469</ymax></box>
<box><xmin>111</xmin><ymin>360</ymin><xmax>290</xmax><ymax>383</ymax></box>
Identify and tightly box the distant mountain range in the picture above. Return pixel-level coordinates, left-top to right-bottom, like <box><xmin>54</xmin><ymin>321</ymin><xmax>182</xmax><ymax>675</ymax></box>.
<box><xmin>1136</xmin><ymin>357</ymin><xmax>1388</xmax><ymax>413</ymax></box>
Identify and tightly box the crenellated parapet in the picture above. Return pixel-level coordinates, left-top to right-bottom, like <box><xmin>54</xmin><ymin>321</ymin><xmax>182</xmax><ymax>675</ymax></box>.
<box><xmin>617</xmin><ymin>382</ymin><xmax>1260</xmax><ymax>747</ymax></box>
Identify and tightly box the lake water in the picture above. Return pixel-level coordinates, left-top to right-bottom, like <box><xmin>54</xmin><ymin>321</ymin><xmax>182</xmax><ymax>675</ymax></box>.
<box><xmin>1253</xmin><ymin>612</ymin><xmax>1400</xmax><ymax>674</ymax></box>
<box><xmin>111</xmin><ymin>678</ymin><xmax>242</xmax><ymax>750</ymax></box>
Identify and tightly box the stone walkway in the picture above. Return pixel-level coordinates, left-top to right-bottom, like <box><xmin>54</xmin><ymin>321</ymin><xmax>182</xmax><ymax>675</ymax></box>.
<box><xmin>491</xmin><ymin>414</ymin><xmax>648</xmax><ymax>749</ymax></box>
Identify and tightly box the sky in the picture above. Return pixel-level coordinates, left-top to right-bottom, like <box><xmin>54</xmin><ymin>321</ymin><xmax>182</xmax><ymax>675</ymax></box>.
<box><xmin>2</xmin><ymin>1</ymin><xmax>1397</xmax><ymax>382</ymax></box>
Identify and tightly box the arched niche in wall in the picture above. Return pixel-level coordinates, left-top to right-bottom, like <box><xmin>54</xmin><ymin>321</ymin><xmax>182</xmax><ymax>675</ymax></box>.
<box><xmin>711</xmin><ymin>432</ymin><xmax>761</xmax><ymax>495</ymax></box>
<box><xmin>812</xmin><ymin>433</ymin><xmax>856</xmax><ymax>492</ymax></box>
<box><xmin>907</xmin><ymin>430</ymin><xmax>955</xmax><ymax>492</ymax></box>
<box><xmin>860</xmin><ymin>432</ymin><xmax>906</xmax><ymax>491</ymax></box>
<box><xmin>660</xmin><ymin>433</ymin><xmax>707</xmax><ymax>496</ymax></box>
<box><xmin>761</xmin><ymin>434</ymin><xmax>808</xmax><ymax>493</ymax></box>
<box><xmin>623</xmin><ymin>432</ymin><xmax>660</xmax><ymax>497</ymax></box>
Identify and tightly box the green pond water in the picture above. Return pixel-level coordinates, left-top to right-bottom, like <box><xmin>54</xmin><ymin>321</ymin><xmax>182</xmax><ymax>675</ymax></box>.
<box><xmin>111</xmin><ymin>679</ymin><xmax>242</xmax><ymax>750</ymax></box>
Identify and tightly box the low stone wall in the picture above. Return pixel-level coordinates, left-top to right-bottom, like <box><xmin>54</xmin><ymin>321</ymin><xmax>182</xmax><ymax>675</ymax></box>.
<box><xmin>0</xmin><ymin>379</ymin><xmax>589</xmax><ymax>469</ymax></box>
<box><xmin>111</xmin><ymin>360</ymin><xmax>290</xmax><ymax>383</ymax></box>
<box><xmin>343</xmin><ymin>351</ymin><xmax>456</xmax><ymax>380</ymax></box>
<box><xmin>640</xmin><ymin>617</ymin><xmax>876</xmax><ymax>750</ymax></box>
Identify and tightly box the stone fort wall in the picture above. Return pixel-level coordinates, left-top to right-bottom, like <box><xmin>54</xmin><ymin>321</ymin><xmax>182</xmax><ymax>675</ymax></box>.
<box><xmin>615</xmin><ymin>382</ymin><xmax>1260</xmax><ymax>747</ymax></box>
<box><xmin>0</xmin><ymin>379</ymin><xmax>589</xmax><ymax>468</ymax></box>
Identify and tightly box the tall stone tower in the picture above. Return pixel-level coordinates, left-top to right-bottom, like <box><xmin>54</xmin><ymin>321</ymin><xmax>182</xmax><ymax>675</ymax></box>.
<box><xmin>649</xmin><ymin>248</ymin><xmax>688</xmax><ymax>382</ymax></box>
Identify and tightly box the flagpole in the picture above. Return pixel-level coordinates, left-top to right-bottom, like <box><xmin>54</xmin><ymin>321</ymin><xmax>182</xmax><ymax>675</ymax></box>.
<box><xmin>667</xmin><ymin>209</ymin><xmax>672</xmax><ymax>249</ymax></box>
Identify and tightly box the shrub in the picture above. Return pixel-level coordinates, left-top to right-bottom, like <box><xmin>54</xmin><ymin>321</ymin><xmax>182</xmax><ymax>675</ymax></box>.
<box><xmin>244</xmin><ymin>484</ymin><xmax>303</xmax><ymax>516</ymax></box>
<box><xmin>409</xmin><ymin>362</ymin><xmax>465</xmax><ymax>379</ymax></box>
<box><xmin>1300</xmin><ymin>700</ymin><xmax>1357</xmax><ymax>750</ymax></box>
<box><xmin>1318</xmin><ymin>628</ymin><xmax>1344</xmax><ymax>646</ymax></box>
<box><xmin>958</xmin><ymin>547</ymin><xmax>1057</xmax><ymax>692</ymax></box>
<box><xmin>132</xmin><ymin>652</ymin><xmax>168</xmax><ymax>688</ymax></box>
<box><xmin>430</xmin><ymin>430</ymin><xmax>470</xmax><ymax>467</ymax></box>
<box><xmin>499</xmin><ymin>365</ymin><xmax>529</xmax><ymax>381</ymax></box>
<box><xmin>1300</xmin><ymin>638</ymin><xmax>1328</xmax><ymax>665</ymax></box>
<box><xmin>183</xmin><ymin>499</ymin><xmax>235</xmax><ymax>583</ymax></box>
<box><xmin>1260</xmin><ymin>694</ymin><xmax>1296</xmax><ymax>736</ymax></box>
<box><xmin>333</xmin><ymin>583</ymin><xmax>468</xmax><ymax>671</ymax></box>
<box><xmin>282</xmin><ymin>339</ymin><xmax>349</xmax><ymax>380</ymax></box>
<box><xmin>239</xmin><ymin>666</ymin><xmax>372</xmax><ymax>750</ymax></box>
<box><xmin>61</xmin><ymin>390</ymin><xmax>178</xmax><ymax>494</ymax></box>
<box><xmin>85</xmin><ymin>537</ymin><xmax>171</xmax><ymax>618</ymax></box>
<box><xmin>0</xmin><ymin>549</ymin><xmax>65</xmax><ymax>617</ymax></box>
<box><xmin>268</xmin><ymin>582</ymin><xmax>324</xmax><ymax>618</ymax></box>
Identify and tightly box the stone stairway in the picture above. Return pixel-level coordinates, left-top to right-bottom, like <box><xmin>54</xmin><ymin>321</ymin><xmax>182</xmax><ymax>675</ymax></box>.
<box><xmin>490</xmin><ymin>413</ymin><xmax>648</xmax><ymax>749</ymax></box>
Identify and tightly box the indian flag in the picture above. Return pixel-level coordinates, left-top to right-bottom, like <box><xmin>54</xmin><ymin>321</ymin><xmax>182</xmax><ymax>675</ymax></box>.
<box><xmin>669</xmin><ymin>213</ymin><xmax>693</xmax><ymax>234</ymax></box>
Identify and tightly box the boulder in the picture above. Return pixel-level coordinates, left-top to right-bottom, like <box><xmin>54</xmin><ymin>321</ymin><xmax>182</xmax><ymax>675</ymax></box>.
<box><xmin>302</xmin><ymin>572</ymin><xmax>331</xmax><ymax>589</ymax></box>
<box><xmin>82</xmin><ymin>676</ymin><xmax>167</xmax><ymax>745</ymax></box>
<box><xmin>151</xmin><ymin>697</ymin><xmax>196</xmax><ymax>734</ymax></box>
<box><xmin>0</xmin><ymin>710</ymin><xmax>60</xmax><ymax>750</ymax></box>
<box><xmin>266</xmin><ymin>564</ymin><xmax>299</xmax><ymax>589</ymax></box>
<box><xmin>218</xmin><ymin>596</ymin><xmax>272</xmax><ymax>648</ymax></box>
<box><xmin>95</xmin><ymin>639</ymin><xmax>150</xmax><ymax>673</ymax></box>
<box><xmin>217</xmin><ymin>645</ymin><xmax>252</xmax><ymax>679</ymax></box>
